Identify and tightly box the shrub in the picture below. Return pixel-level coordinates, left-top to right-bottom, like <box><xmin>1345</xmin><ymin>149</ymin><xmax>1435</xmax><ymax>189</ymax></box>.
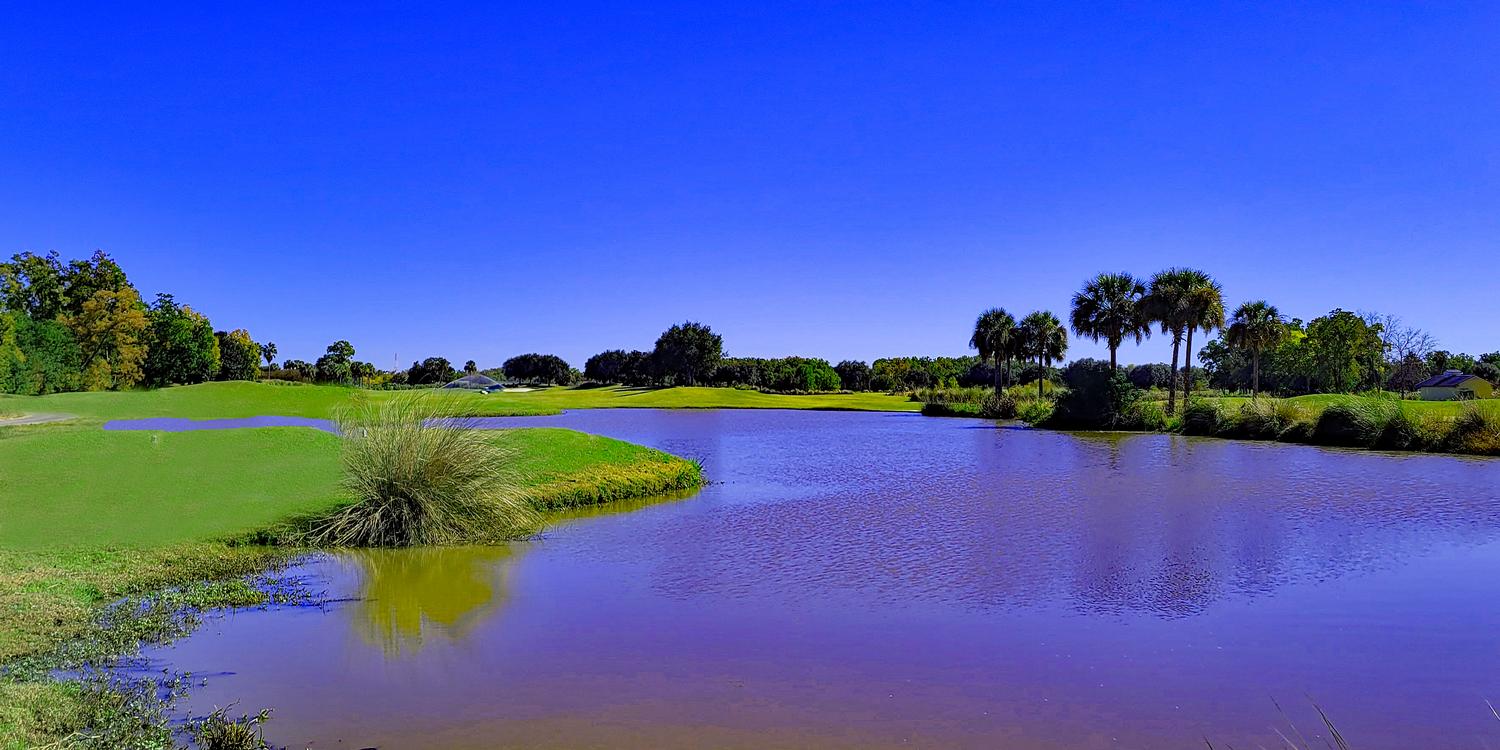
<box><xmin>1119</xmin><ymin>399</ymin><xmax>1166</xmax><ymax>431</ymax></box>
<box><xmin>1312</xmin><ymin>397</ymin><xmax>1401</xmax><ymax>448</ymax></box>
<box><xmin>1016</xmin><ymin>395</ymin><xmax>1054</xmax><ymax>424</ymax></box>
<box><xmin>920</xmin><ymin>402</ymin><xmax>982</xmax><ymax>417</ymax></box>
<box><xmin>305</xmin><ymin>396</ymin><xmax>538</xmax><ymax>546</ymax></box>
<box><xmin>981</xmin><ymin>390</ymin><xmax>1017</xmax><ymax>418</ymax></box>
<box><xmin>1230</xmin><ymin>398</ymin><xmax>1285</xmax><ymax>440</ymax></box>
<box><xmin>1444</xmin><ymin>403</ymin><xmax>1500</xmax><ymax>455</ymax></box>
<box><xmin>1048</xmin><ymin>359</ymin><xmax>1139</xmax><ymax>427</ymax></box>
<box><xmin>1181</xmin><ymin>398</ymin><xmax>1224</xmax><ymax>435</ymax></box>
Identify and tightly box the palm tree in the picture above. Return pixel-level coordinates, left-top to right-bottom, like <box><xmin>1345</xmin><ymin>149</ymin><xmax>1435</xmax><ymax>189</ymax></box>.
<box><xmin>1179</xmin><ymin>270</ymin><xmax>1224</xmax><ymax>403</ymax></box>
<box><xmin>1143</xmin><ymin>269</ymin><xmax>1194</xmax><ymax>415</ymax></box>
<box><xmin>1069</xmin><ymin>272</ymin><xmax>1149</xmax><ymax>372</ymax></box>
<box><xmin>1020</xmin><ymin>310</ymin><xmax>1068</xmax><ymax>398</ymax></box>
<box><xmin>969</xmin><ymin>308</ymin><xmax>1016</xmax><ymax>389</ymax></box>
<box><xmin>1225</xmin><ymin>301</ymin><xmax>1285</xmax><ymax>397</ymax></box>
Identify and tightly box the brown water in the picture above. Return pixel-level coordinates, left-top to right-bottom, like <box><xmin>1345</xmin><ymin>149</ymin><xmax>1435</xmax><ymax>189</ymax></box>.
<box><xmin>149</xmin><ymin>409</ymin><xmax>1500</xmax><ymax>748</ymax></box>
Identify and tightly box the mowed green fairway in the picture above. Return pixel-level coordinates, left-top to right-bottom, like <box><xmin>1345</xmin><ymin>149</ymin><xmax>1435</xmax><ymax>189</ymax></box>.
<box><xmin>0</xmin><ymin>427</ymin><xmax>346</xmax><ymax>550</ymax></box>
<box><xmin>0</xmin><ymin>381</ymin><xmax>918</xmax><ymax>422</ymax></box>
<box><xmin>0</xmin><ymin>424</ymin><xmax>697</xmax><ymax>551</ymax></box>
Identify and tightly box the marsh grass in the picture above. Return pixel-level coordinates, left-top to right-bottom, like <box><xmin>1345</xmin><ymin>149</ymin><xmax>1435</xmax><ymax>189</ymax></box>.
<box><xmin>1446</xmin><ymin>402</ymin><xmax>1500</xmax><ymax>455</ymax></box>
<box><xmin>1313</xmin><ymin>397</ymin><xmax>1402</xmax><ymax>448</ymax></box>
<box><xmin>305</xmin><ymin>396</ymin><xmax>538</xmax><ymax>547</ymax></box>
<box><xmin>189</xmin><ymin>705</ymin><xmax>271</xmax><ymax>750</ymax></box>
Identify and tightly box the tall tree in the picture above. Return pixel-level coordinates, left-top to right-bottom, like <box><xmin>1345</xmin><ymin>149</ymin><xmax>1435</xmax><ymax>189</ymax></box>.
<box><xmin>215</xmin><ymin>329</ymin><xmax>261</xmax><ymax>381</ymax></box>
<box><xmin>144</xmin><ymin>294</ymin><xmax>220</xmax><ymax>386</ymax></box>
<box><xmin>1019</xmin><ymin>310</ymin><xmax>1068</xmax><ymax>398</ymax></box>
<box><xmin>1143</xmin><ymin>269</ymin><xmax>1194</xmax><ymax>415</ymax></box>
<box><xmin>0</xmin><ymin>251</ymin><xmax>67</xmax><ymax>320</ymax></box>
<box><xmin>1069</xmin><ymin>272</ymin><xmax>1149</xmax><ymax>371</ymax></box>
<box><xmin>260</xmin><ymin>341</ymin><xmax>278</xmax><ymax>368</ymax></box>
<box><xmin>1179</xmin><ymin>270</ymin><xmax>1224</xmax><ymax>403</ymax></box>
<box><xmin>1224</xmin><ymin>301</ymin><xmax>1285</xmax><ymax>397</ymax></box>
<box><xmin>968</xmin><ymin>308</ymin><xmax>1016</xmax><ymax>389</ymax></box>
<box><xmin>652</xmin><ymin>321</ymin><xmax>722</xmax><ymax>386</ymax></box>
<box><xmin>65</xmin><ymin>287</ymin><xmax>148</xmax><ymax>390</ymax></box>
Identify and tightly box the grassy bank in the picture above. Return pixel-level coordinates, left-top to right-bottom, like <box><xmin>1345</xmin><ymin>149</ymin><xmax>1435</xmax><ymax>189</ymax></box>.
<box><xmin>0</xmin><ymin>381</ymin><xmax>918</xmax><ymax>422</ymax></box>
<box><xmin>0</xmin><ymin>419</ymin><xmax>701</xmax><ymax>748</ymax></box>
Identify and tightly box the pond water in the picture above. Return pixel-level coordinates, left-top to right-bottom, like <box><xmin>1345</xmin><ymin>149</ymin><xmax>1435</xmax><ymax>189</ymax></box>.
<box><xmin>148</xmin><ymin>409</ymin><xmax>1500</xmax><ymax>748</ymax></box>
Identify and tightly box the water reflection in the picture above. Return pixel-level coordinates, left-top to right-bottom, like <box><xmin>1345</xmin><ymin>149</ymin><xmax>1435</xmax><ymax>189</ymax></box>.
<box><xmin>343</xmin><ymin>545</ymin><xmax>519</xmax><ymax>655</ymax></box>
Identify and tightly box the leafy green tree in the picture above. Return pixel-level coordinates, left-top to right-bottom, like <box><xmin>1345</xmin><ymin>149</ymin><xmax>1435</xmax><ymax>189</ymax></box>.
<box><xmin>0</xmin><ymin>313</ymin><xmax>26</xmax><ymax>393</ymax></box>
<box><xmin>8</xmin><ymin>314</ymin><xmax>83</xmax><ymax>394</ymax></box>
<box><xmin>1178</xmin><ymin>270</ymin><xmax>1224</xmax><ymax>404</ymax></box>
<box><xmin>1069</xmin><ymin>273</ymin><xmax>1149</xmax><ymax>371</ymax></box>
<box><xmin>61</xmin><ymin>251</ymin><xmax>133</xmax><ymax>315</ymax></box>
<box><xmin>1388</xmin><ymin>354</ymin><xmax>1428</xmax><ymax>393</ymax></box>
<box><xmin>407</xmin><ymin>356</ymin><xmax>458</xmax><ymax>385</ymax></box>
<box><xmin>1019</xmin><ymin>310</ymin><xmax>1068</xmax><ymax>398</ymax></box>
<box><xmin>968</xmin><ymin>308</ymin><xmax>1016</xmax><ymax>388</ymax></box>
<box><xmin>1224</xmin><ymin>300</ymin><xmax>1285</xmax><ymax>397</ymax></box>
<box><xmin>283</xmin><ymin>359</ymin><xmax>317</xmax><ymax>380</ymax></box>
<box><xmin>464</xmin><ymin>360</ymin><xmax>478</xmax><ymax>374</ymax></box>
<box><xmin>0</xmin><ymin>251</ymin><xmax>67</xmax><ymax>320</ymax></box>
<box><xmin>351</xmin><ymin>361</ymin><xmax>378</xmax><ymax>384</ymax></box>
<box><xmin>66</xmin><ymin>287</ymin><xmax>148</xmax><ymax>390</ymax></box>
<box><xmin>585</xmin><ymin>350</ymin><xmax>631</xmax><ymax>384</ymax></box>
<box><xmin>144</xmin><ymin>294</ymin><xmax>220</xmax><ymax>386</ymax></box>
<box><xmin>1299</xmin><ymin>309</ymin><xmax>1385</xmax><ymax>393</ymax></box>
<box><xmin>316</xmin><ymin>340</ymin><xmax>357</xmax><ymax>384</ymax></box>
<box><xmin>215</xmin><ymin>329</ymin><xmax>261</xmax><ymax>381</ymax></box>
<box><xmin>834</xmin><ymin>360</ymin><xmax>871</xmax><ymax>391</ymax></box>
<box><xmin>502</xmin><ymin>353</ymin><xmax>573</xmax><ymax>384</ymax></box>
<box><xmin>651</xmin><ymin>321</ymin><xmax>722</xmax><ymax>386</ymax></box>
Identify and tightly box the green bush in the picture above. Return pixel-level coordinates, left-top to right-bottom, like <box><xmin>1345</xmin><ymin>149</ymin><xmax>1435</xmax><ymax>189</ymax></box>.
<box><xmin>1016</xmin><ymin>395</ymin><xmax>1055</xmax><ymax>424</ymax></box>
<box><xmin>1313</xmin><ymin>397</ymin><xmax>1401</xmax><ymax>448</ymax></box>
<box><xmin>1048</xmin><ymin>359</ymin><xmax>1139</xmax><ymax>427</ymax></box>
<box><xmin>305</xmin><ymin>395</ymin><xmax>538</xmax><ymax>546</ymax></box>
<box><xmin>1120</xmin><ymin>399</ymin><xmax>1166</xmax><ymax>431</ymax></box>
<box><xmin>1444</xmin><ymin>403</ymin><xmax>1500</xmax><ymax>455</ymax></box>
<box><xmin>1181</xmin><ymin>398</ymin><xmax>1224</xmax><ymax>435</ymax></box>
<box><xmin>1227</xmin><ymin>398</ymin><xmax>1285</xmax><ymax>440</ymax></box>
<box><xmin>981</xmin><ymin>390</ymin><xmax>1017</xmax><ymax>418</ymax></box>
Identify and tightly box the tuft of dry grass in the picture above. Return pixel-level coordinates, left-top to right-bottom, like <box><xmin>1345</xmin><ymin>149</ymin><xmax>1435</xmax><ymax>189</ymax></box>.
<box><xmin>304</xmin><ymin>395</ymin><xmax>539</xmax><ymax>547</ymax></box>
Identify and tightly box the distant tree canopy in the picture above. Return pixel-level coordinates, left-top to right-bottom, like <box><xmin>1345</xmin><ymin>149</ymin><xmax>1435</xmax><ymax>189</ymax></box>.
<box><xmin>315</xmin><ymin>340</ymin><xmax>356</xmax><ymax>384</ymax></box>
<box><xmin>503</xmin><ymin>353</ymin><xmax>573</xmax><ymax>384</ymax></box>
<box><xmin>652</xmin><ymin>322</ymin><xmax>722</xmax><ymax>386</ymax></box>
<box><xmin>834</xmin><ymin>360</ymin><xmax>871</xmax><ymax>391</ymax></box>
<box><xmin>709</xmin><ymin>357</ymin><xmax>841</xmax><ymax>392</ymax></box>
<box><xmin>406</xmin><ymin>356</ymin><xmax>458</xmax><ymax>385</ymax></box>
<box><xmin>215</xmin><ymin>329</ymin><xmax>261</xmax><ymax>382</ymax></box>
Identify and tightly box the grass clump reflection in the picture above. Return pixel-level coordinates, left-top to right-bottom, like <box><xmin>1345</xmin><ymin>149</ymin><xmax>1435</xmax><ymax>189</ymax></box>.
<box><xmin>346</xmin><ymin>546</ymin><xmax>516</xmax><ymax>655</ymax></box>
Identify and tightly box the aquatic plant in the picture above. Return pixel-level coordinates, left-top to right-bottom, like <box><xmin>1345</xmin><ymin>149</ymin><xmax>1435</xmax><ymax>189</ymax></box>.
<box><xmin>190</xmin><ymin>705</ymin><xmax>272</xmax><ymax>750</ymax></box>
<box><xmin>306</xmin><ymin>395</ymin><xmax>538</xmax><ymax>547</ymax></box>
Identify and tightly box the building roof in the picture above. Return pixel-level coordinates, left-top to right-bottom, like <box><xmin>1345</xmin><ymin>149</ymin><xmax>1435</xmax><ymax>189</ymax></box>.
<box><xmin>1414</xmin><ymin>370</ymin><xmax>1480</xmax><ymax>389</ymax></box>
<box><xmin>442</xmin><ymin>373</ymin><xmax>501</xmax><ymax>389</ymax></box>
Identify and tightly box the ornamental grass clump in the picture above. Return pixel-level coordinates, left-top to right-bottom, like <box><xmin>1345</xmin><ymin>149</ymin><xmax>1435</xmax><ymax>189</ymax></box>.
<box><xmin>1232</xmin><ymin>398</ymin><xmax>1284</xmax><ymax>440</ymax></box>
<box><xmin>1180</xmin><ymin>398</ymin><xmax>1224</xmax><ymax>436</ymax></box>
<box><xmin>1444</xmin><ymin>402</ymin><xmax>1500</xmax><ymax>455</ymax></box>
<box><xmin>306</xmin><ymin>396</ymin><xmax>537</xmax><ymax>547</ymax></box>
<box><xmin>1313</xmin><ymin>397</ymin><xmax>1400</xmax><ymax>448</ymax></box>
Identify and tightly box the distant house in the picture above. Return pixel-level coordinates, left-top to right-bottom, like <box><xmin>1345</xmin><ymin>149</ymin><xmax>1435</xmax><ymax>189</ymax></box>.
<box><xmin>1414</xmin><ymin>370</ymin><xmax>1493</xmax><ymax>401</ymax></box>
<box><xmin>442</xmin><ymin>373</ymin><xmax>505</xmax><ymax>393</ymax></box>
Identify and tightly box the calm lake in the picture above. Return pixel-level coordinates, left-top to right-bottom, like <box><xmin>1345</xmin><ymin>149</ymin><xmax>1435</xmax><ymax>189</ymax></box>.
<box><xmin>147</xmin><ymin>409</ymin><xmax>1500</xmax><ymax>748</ymax></box>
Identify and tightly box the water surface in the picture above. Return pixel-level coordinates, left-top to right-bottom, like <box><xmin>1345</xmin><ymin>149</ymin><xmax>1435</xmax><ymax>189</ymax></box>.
<box><xmin>152</xmin><ymin>409</ymin><xmax>1500</xmax><ymax>748</ymax></box>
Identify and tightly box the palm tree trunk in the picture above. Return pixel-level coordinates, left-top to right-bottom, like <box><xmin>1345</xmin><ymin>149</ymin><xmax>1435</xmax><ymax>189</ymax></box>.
<box><xmin>1167</xmin><ymin>334</ymin><xmax>1181</xmax><ymax>415</ymax></box>
<box><xmin>993</xmin><ymin>357</ymin><xmax>1002</xmax><ymax>391</ymax></box>
<box><xmin>1109</xmin><ymin>344</ymin><xmax>1117</xmax><ymax>372</ymax></box>
<box><xmin>1183</xmin><ymin>327</ymin><xmax>1194</xmax><ymax>405</ymax></box>
<box><xmin>1038</xmin><ymin>356</ymin><xmax>1045</xmax><ymax>399</ymax></box>
<box><xmin>1252</xmin><ymin>352</ymin><xmax>1261</xmax><ymax>398</ymax></box>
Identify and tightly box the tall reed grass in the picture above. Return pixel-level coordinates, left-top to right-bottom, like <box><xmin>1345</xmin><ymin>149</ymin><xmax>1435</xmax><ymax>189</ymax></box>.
<box><xmin>304</xmin><ymin>396</ymin><xmax>538</xmax><ymax>547</ymax></box>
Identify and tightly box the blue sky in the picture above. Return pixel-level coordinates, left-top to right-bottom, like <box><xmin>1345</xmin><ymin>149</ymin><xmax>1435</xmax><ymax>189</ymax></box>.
<box><xmin>2</xmin><ymin>2</ymin><xmax>1495</xmax><ymax>370</ymax></box>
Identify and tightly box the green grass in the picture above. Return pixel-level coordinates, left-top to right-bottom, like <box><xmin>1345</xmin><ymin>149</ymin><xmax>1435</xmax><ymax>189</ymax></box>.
<box><xmin>0</xmin><ymin>381</ymin><xmax>918</xmax><ymax>423</ymax></box>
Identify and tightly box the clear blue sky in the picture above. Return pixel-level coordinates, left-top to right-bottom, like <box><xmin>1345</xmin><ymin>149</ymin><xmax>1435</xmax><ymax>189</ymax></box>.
<box><xmin>2</xmin><ymin>2</ymin><xmax>1495</xmax><ymax>370</ymax></box>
